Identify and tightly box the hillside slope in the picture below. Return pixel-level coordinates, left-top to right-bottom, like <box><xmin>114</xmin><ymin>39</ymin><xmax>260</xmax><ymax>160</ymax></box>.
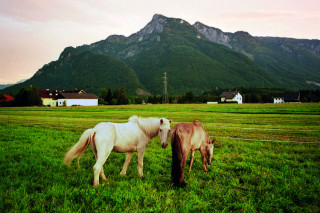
<box><xmin>194</xmin><ymin>22</ymin><xmax>320</xmax><ymax>90</ymax></box>
<box><xmin>2</xmin><ymin>48</ymin><xmax>145</xmax><ymax>95</ymax></box>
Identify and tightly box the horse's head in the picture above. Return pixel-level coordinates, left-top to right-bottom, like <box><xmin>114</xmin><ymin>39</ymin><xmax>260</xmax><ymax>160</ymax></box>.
<box><xmin>159</xmin><ymin>118</ymin><xmax>171</xmax><ymax>148</ymax></box>
<box><xmin>205</xmin><ymin>137</ymin><xmax>215</xmax><ymax>165</ymax></box>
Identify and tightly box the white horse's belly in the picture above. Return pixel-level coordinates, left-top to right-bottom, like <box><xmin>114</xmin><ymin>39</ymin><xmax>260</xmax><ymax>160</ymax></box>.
<box><xmin>93</xmin><ymin>121</ymin><xmax>149</xmax><ymax>153</ymax></box>
<box><xmin>112</xmin><ymin>123</ymin><xmax>147</xmax><ymax>153</ymax></box>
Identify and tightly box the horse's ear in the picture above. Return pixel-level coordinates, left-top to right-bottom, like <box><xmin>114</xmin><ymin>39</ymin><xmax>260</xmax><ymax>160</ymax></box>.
<box><xmin>160</xmin><ymin>119</ymin><xmax>163</xmax><ymax>125</ymax></box>
<box><xmin>212</xmin><ymin>139</ymin><xmax>215</xmax><ymax>144</ymax></box>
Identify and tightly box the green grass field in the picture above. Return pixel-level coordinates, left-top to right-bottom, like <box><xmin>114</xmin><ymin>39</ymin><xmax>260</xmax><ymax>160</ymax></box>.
<box><xmin>1</xmin><ymin>103</ymin><xmax>319</xmax><ymax>212</ymax></box>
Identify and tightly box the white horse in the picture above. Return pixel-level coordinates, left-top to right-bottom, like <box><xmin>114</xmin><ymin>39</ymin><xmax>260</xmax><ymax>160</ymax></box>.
<box><xmin>63</xmin><ymin>115</ymin><xmax>171</xmax><ymax>187</ymax></box>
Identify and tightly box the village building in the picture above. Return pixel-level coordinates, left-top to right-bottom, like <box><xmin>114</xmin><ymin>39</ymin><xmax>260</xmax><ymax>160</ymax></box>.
<box><xmin>56</xmin><ymin>93</ymin><xmax>98</xmax><ymax>106</ymax></box>
<box><xmin>273</xmin><ymin>92</ymin><xmax>300</xmax><ymax>103</ymax></box>
<box><xmin>39</xmin><ymin>89</ymin><xmax>94</xmax><ymax>106</ymax></box>
<box><xmin>39</xmin><ymin>89</ymin><xmax>60</xmax><ymax>106</ymax></box>
<box><xmin>220</xmin><ymin>91</ymin><xmax>243</xmax><ymax>104</ymax></box>
<box><xmin>0</xmin><ymin>94</ymin><xmax>15</xmax><ymax>103</ymax></box>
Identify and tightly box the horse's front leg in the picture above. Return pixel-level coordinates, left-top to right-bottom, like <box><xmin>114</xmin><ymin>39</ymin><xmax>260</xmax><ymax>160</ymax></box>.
<box><xmin>200</xmin><ymin>148</ymin><xmax>209</xmax><ymax>172</ymax></box>
<box><xmin>137</xmin><ymin>148</ymin><xmax>146</xmax><ymax>177</ymax></box>
<box><xmin>188</xmin><ymin>150</ymin><xmax>195</xmax><ymax>173</ymax></box>
<box><xmin>120</xmin><ymin>152</ymin><xmax>133</xmax><ymax>176</ymax></box>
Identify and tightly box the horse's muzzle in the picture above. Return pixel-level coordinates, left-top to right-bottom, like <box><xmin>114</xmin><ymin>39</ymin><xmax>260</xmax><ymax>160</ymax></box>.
<box><xmin>162</xmin><ymin>142</ymin><xmax>168</xmax><ymax>148</ymax></box>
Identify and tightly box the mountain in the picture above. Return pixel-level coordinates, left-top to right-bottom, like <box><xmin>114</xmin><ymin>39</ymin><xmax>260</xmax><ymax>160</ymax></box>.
<box><xmin>70</xmin><ymin>14</ymin><xmax>279</xmax><ymax>94</ymax></box>
<box><xmin>194</xmin><ymin>22</ymin><xmax>320</xmax><ymax>89</ymax></box>
<box><xmin>2</xmin><ymin>14</ymin><xmax>320</xmax><ymax>96</ymax></box>
<box><xmin>0</xmin><ymin>84</ymin><xmax>14</xmax><ymax>90</ymax></box>
<box><xmin>0</xmin><ymin>79</ymin><xmax>26</xmax><ymax>90</ymax></box>
<box><xmin>2</xmin><ymin>48</ymin><xmax>145</xmax><ymax>95</ymax></box>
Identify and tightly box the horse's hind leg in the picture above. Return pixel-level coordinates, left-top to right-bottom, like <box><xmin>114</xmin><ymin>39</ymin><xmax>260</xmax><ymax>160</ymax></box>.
<box><xmin>93</xmin><ymin>147</ymin><xmax>112</xmax><ymax>188</ymax></box>
<box><xmin>179</xmin><ymin>152</ymin><xmax>188</xmax><ymax>187</ymax></box>
<box><xmin>91</xmin><ymin>139</ymin><xmax>107</xmax><ymax>181</ymax></box>
<box><xmin>120</xmin><ymin>152</ymin><xmax>133</xmax><ymax>176</ymax></box>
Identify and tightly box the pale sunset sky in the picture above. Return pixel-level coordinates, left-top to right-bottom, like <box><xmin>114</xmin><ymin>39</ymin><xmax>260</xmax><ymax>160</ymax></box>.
<box><xmin>0</xmin><ymin>0</ymin><xmax>319</xmax><ymax>84</ymax></box>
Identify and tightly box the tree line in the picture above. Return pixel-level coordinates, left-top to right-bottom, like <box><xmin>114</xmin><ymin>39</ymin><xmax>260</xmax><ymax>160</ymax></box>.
<box><xmin>98</xmin><ymin>87</ymin><xmax>320</xmax><ymax>105</ymax></box>
<box><xmin>1</xmin><ymin>86</ymin><xmax>319</xmax><ymax>107</ymax></box>
<box><xmin>0</xmin><ymin>86</ymin><xmax>42</xmax><ymax>107</ymax></box>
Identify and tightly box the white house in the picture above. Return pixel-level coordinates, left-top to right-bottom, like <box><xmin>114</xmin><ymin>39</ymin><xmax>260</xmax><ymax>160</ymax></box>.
<box><xmin>56</xmin><ymin>93</ymin><xmax>98</xmax><ymax>106</ymax></box>
<box><xmin>220</xmin><ymin>91</ymin><xmax>243</xmax><ymax>104</ymax></box>
<box><xmin>273</xmin><ymin>94</ymin><xmax>285</xmax><ymax>104</ymax></box>
<box><xmin>273</xmin><ymin>92</ymin><xmax>300</xmax><ymax>104</ymax></box>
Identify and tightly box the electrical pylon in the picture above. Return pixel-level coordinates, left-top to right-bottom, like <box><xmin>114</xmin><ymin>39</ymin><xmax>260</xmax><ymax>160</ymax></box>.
<box><xmin>163</xmin><ymin>72</ymin><xmax>169</xmax><ymax>104</ymax></box>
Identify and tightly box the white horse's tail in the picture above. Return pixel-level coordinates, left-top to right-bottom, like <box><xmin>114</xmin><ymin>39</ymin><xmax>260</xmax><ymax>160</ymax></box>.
<box><xmin>63</xmin><ymin>128</ymin><xmax>95</xmax><ymax>169</ymax></box>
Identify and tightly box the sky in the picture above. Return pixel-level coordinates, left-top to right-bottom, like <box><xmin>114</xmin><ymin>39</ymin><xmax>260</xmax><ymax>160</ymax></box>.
<box><xmin>0</xmin><ymin>0</ymin><xmax>319</xmax><ymax>84</ymax></box>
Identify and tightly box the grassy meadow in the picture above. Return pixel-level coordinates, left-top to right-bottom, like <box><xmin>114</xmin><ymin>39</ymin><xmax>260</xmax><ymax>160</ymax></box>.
<box><xmin>0</xmin><ymin>103</ymin><xmax>319</xmax><ymax>212</ymax></box>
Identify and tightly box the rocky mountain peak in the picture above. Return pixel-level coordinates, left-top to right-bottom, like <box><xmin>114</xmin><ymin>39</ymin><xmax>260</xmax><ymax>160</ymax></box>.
<box><xmin>152</xmin><ymin>14</ymin><xmax>166</xmax><ymax>20</ymax></box>
<box><xmin>193</xmin><ymin>22</ymin><xmax>231</xmax><ymax>47</ymax></box>
<box><xmin>106</xmin><ymin>34</ymin><xmax>126</xmax><ymax>43</ymax></box>
<box><xmin>129</xmin><ymin>14</ymin><xmax>168</xmax><ymax>43</ymax></box>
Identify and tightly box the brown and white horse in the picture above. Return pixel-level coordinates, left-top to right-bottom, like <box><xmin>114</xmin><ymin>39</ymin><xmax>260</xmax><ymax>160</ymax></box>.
<box><xmin>171</xmin><ymin>120</ymin><xmax>214</xmax><ymax>187</ymax></box>
<box><xmin>64</xmin><ymin>116</ymin><xmax>171</xmax><ymax>188</ymax></box>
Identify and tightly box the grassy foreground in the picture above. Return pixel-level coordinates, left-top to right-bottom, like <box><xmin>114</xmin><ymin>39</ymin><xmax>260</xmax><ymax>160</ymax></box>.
<box><xmin>0</xmin><ymin>103</ymin><xmax>319</xmax><ymax>212</ymax></box>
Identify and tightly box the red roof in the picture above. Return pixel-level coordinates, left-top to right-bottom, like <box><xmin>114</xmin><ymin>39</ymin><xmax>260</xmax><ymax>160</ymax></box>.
<box><xmin>39</xmin><ymin>89</ymin><xmax>86</xmax><ymax>99</ymax></box>
<box><xmin>56</xmin><ymin>93</ymin><xmax>98</xmax><ymax>99</ymax></box>
<box><xmin>220</xmin><ymin>91</ymin><xmax>240</xmax><ymax>99</ymax></box>
<box><xmin>0</xmin><ymin>94</ymin><xmax>15</xmax><ymax>102</ymax></box>
<box><xmin>39</xmin><ymin>90</ymin><xmax>60</xmax><ymax>99</ymax></box>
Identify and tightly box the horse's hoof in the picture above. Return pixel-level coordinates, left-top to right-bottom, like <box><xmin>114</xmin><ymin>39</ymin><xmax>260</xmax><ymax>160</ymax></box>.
<box><xmin>179</xmin><ymin>182</ymin><xmax>186</xmax><ymax>188</ymax></box>
<box><xmin>174</xmin><ymin>181</ymin><xmax>186</xmax><ymax>188</ymax></box>
<box><xmin>120</xmin><ymin>172</ymin><xmax>126</xmax><ymax>176</ymax></box>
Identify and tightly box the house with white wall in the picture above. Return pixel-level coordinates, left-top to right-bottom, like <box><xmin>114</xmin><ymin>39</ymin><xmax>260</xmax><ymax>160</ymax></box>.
<box><xmin>220</xmin><ymin>91</ymin><xmax>243</xmax><ymax>104</ymax></box>
<box><xmin>56</xmin><ymin>93</ymin><xmax>98</xmax><ymax>106</ymax></box>
<box><xmin>273</xmin><ymin>92</ymin><xmax>300</xmax><ymax>103</ymax></box>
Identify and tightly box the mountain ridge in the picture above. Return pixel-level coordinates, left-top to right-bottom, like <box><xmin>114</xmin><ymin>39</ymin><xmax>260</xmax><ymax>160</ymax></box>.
<box><xmin>1</xmin><ymin>14</ymin><xmax>319</xmax><ymax>96</ymax></box>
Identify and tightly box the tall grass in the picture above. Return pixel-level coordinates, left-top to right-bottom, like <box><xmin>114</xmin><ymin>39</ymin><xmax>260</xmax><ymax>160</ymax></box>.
<box><xmin>1</xmin><ymin>103</ymin><xmax>319</xmax><ymax>212</ymax></box>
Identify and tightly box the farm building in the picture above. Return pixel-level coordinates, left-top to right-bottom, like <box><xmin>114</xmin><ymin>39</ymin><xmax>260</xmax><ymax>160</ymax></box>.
<box><xmin>220</xmin><ymin>91</ymin><xmax>243</xmax><ymax>104</ymax></box>
<box><xmin>39</xmin><ymin>89</ymin><xmax>87</xmax><ymax>106</ymax></box>
<box><xmin>39</xmin><ymin>89</ymin><xmax>59</xmax><ymax>106</ymax></box>
<box><xmin>0</xmin><ymin>94</ymin><xmax>15</xmax><ymax>102</ymax></box>
<box><xmin>273</xmin><ymin>92</ymin><xmax>300</xmax><ymax>103</ymax></box>
<box><xmin>56</xmin><ymin>93</ymin><xmax>98</xmax><ymax>106</ymax></box>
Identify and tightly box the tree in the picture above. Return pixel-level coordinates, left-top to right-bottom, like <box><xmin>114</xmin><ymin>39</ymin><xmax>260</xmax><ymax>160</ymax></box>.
<box><xmin>14</xmin><ymin>86</ymin><xmax>42</xmax><ymax>106</ymax></box>
<box><xmin>105</xmin><ymin>88</ymin><xmax>112</xmax><ymax>104</ymax></box>
<box><xmin>99</xmin><ymin>88</ymin><xmax>108</xmax><ymax>100</ymax></box>
<box><xmin>113</xmin><ymin>88</ymin><xmax>128</xmax><ymax>105</ymax></box>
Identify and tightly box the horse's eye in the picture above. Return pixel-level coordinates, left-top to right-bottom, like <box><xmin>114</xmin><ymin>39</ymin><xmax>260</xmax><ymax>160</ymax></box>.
<box><xmin>160</xmin><ymin>129</ymin><xmax>162</xmax><ymax>131</ymax></box>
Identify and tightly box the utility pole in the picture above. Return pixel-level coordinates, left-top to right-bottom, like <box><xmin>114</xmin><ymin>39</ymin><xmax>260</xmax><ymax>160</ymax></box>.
<box><xmin>163</xmin><ymin>72</ymin><xmax>169</xmax><ymax>104</ymax></box>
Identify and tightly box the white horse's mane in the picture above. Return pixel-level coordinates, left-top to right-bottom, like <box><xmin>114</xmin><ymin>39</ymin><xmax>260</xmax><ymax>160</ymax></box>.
<box><xmin>129</xmin><ymin>115</ymin><xmax>160</xmax><ymax>138</ymax></box>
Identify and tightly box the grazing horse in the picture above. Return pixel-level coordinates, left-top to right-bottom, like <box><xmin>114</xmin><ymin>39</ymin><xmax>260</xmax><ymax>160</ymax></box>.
<box><xmin>64</xmin><ymin>116</ymin><xmax>171</xmax><ymax>188</ymax></box>
<box><xmin>171</xmin><ymin>120</ymin><xmax>214</xmax><ymax>187</ymax></box>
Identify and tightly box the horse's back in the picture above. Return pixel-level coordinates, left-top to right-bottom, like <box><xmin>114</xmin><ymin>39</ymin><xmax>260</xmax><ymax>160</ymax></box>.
<box><xmin>94</xmin><ymin>121</ymin><xmax>146</xmax><ymax>153</ymax></box>
<box><xmin>171</xmin><ymin>123</ymin><xmax>194</xmax><ymax>150</ymax></box>
<box><xmin>172</xmin><ymin>121</ymin><xmax>206</xmax><ymax>150</ymax></box>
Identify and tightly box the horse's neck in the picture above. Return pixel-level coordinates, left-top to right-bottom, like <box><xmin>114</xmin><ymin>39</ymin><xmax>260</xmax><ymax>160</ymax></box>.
<box><xmin>138</xmin><ymin>118</ymin><xmax>159</xmax><ymax>139</ymax></box>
